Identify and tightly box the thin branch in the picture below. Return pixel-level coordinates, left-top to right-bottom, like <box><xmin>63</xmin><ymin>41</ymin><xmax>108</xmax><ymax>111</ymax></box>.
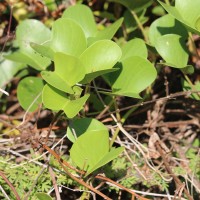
<box><xmin>0</xmin><ymin>170</ymin><xmax>21</xmax><ymax>200</ymax></box>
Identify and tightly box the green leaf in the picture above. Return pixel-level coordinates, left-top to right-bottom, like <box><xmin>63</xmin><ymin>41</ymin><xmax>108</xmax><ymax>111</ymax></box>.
<box><xmin>104</xmin><ymin>56</ymin><xmax>157</xmax><ymax>98</ymax></box>
<box><xmin>6</xmin><ymin>19</ymin><xmax>51</xmax><ymax>70</ymax></box>
<box><xmin>109</xmin><ymin>0</ymin><xmax>153</xmax><ymax>12</ymax></box>
<box><xmin>70</xmin><ymin>130</ymin><xmax>124</xmax><ymax>176</ymax></box>
<box><xmin>62</xmin><ymin>4</ymin><xmax>97</xmax><ymax>38</ymax></box>
<box><xmin>41</xmin><ymin>53</ymin><xmax>85</xmax><ymax>93</ymax></box>
<box><xmin>155</xmin><ymin>34</ymin><xmax>188</xmax><ymax>68</ymax></box>
<box><xmin>36</xmin><ymin>192</ymin><xmax>53</xmax><ymax>200</ymax></box>
<box><xmin>50</xmin><ymin>18</ymin><xmax>87</xmax><ymax>56</ymax></box>
<box><xmin>67</xmin><ymin>118</ymin><xmax>108</xmax><ymax>142</ymax></box>
<box><xmin>158</xmin><ymin>0</ymin><xmax>200</xmax><ymax>35</ymax></box>
<box><xmin>30</xmin><ymin>42</ymin><xmax>54</xmax><ymax>60</ymax></box>
<box><xmin>120</xmin><ymin>38</ymin><xmax>147</xmax><ymax>61</ymax></box>
<box><xmin>80</xmin><ymin>40</ymin><xmax>122</xmax><ymax>74</ymax></box>
<box><xmin>0</xmin><ymin>56</ymin><xmax>25</xmax><ymax>88</ymax></box>
<box><xmin>149</xmin><ymin>14</ymin><xmax>188</xmax><ymax>46</ymax></box>
<box><xmin>17</xmin><ymin>77</ymin><xmax>44</xmax><ymax>112</ymax></box>
<box><xmin>42</xmin><ymin>84</ymin><xmax>89</xmax><ymax>118</ymax></box>
<box><xmin>182</xmin><ymin>79</ymin><xmax>200</xmax><ymax>100</ymax></box>
<box><xmin>88</xmin><ymin>18</ymin><xmax>123</xmax><ymax>44</ymax></box>
<box><xmin>80</xmin><ymin>68</ymin><xmax>119</xmax><ymax>84</ymax></box>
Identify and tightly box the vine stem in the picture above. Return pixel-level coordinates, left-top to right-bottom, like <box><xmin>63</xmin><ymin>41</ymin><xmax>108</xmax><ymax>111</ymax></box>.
<box><xmin>164</xmin><ymin>0</ymin><xmax>170</xmax><ymax>5</ymax></box>
<box><xmin>130</xmin><ymin>10</ymin><xmax>149</xmax><ymax>43</ymax></box>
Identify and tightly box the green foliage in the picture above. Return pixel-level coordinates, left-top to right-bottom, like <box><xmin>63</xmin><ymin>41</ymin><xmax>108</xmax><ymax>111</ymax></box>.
<box><xmin>70</xmin><ymin>130</ymin><xmax>124</xmax><ymax>176</ymax></box>
<box><xmin>1</xmin><ymin>0</ymin><xmax>200</xmax><ymax>198</ymax></box>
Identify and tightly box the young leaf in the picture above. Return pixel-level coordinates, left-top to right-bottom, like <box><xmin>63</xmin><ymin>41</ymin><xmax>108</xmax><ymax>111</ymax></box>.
<box><xmin>17</xmin><ymin>77</ymin><xmax>44</xmax><ymax>112</ymax></box>
<box><xmin>41</xmin><ymin>53</ymin><xmax>86</xmax><ymax>94</ymax></box>
<box><xmin>42</xmin><ymin>84</ymin><xmax>89</xmax><ymax>118</ymax></box>
<box><xmin>62</xmin><ymin>4</ymin><xmax>97</xmax><ymax>38</ymax></box>
<box><xmin>67</xmin><ymin>118</ymin><xmax>108</xmax><ymax>142</ymax></box>
<box><xmin>50</xmin><ymin>18</ymin><xmax>87</xmax><ymax>56</ymax></box>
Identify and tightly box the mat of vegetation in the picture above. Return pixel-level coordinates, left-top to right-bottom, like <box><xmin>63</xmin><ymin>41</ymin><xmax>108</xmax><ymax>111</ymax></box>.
<box><xmin>0</xmin><ymin>0</ymin><xmax>200</xmax><ymax>200</ymax></box>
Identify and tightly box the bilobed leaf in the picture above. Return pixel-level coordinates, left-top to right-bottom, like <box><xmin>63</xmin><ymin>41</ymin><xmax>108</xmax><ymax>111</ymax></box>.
<box><xmin>67</xmin><ymin>118</ymin><xmax>108</xmax><ymax>142</ymax></box>
<box><xmin>42</xmin><ymin>84</ymin><xmax>70</xmax><ymax>111</ymax></box>
<box><xmin>50</xmin><ymin>18</ymin><xmax>87</xmax><ymax>56</ymax></box>
<box><xmin>41</xmin><ymin>53</ymin><xmax>86</xmax><ymax>93</ymax></box>
<box><xmin>158</xmin><ymin>0</ymin><xmax>200</xmax><ymax>35</ymax></box>
<box><xmin>64</xmin><ymin>94</ymin><xmax>89</xmax><ymax>118</ymax></box>
<box><xmin>70</xmin><ymin>130</ymin><xmax>124</xmax><ymax>176</ymax></box>
<box><xmin>86</xmin><ymin>146</ymin><xmax>124</xmax><ymax>176</ymax></box>
<box><xmin>70</xmin><ymin>130</ymin><xmax>109</xmax><ymax>173</ymax></box>
<box><xmin>155</xmin><ymin>34</ymin><xmax>188</xmax><ymax>68</ymax></box>
<box><xmin>42</xmin><ymin>84</ymin><xmax>89</xmax><ymax>118</ymax></box>
<box><xmin>17</xmin><ymin>77</ymin><xmax>44</xmax><ymax>112</ymax></box>
<box><xmin>104</xmin><ymin>56</ymin><xmax>157</xmax><ymax>98</ymax></box>
<box><xmin>120</xmin><ymin>38</ymin><xmax>148</xmax><ymax>61</ymax></box>
<box><xmin>149</xmin><ymin>14</ymin><xmax>188</xmax><ymax>46</ymax></box>
<box><xmin>62</xmin><ymin>4</ymin><xmax>97</xmax><ymax>38</ymax></box>
<box><xmin>80</xmin><ymin>40</ymin><xmax>122</xmax><ymax>74</ymax></box>
<box><xmin>7</xmin><ymin>19</ymin><xmax>51</xmax><ymax>70</ymax></box>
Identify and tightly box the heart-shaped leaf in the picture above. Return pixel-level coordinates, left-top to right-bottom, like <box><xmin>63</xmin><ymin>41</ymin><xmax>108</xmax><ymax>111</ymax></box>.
<box><xmin>62</xmin><ymin>4</ymin><xmax>97</xmax><ymax>38</ymax></box>
<box><xmin>50</xmin><ymin>18</ymin><xmax>87</xmax><ymax>56</ymax></box>
<box><xmin>104</xmin><ymin>56</ymin><xmax>157</xmax><ymax>98</ymax></box>
<box><xmin>42</xmin><ymin>53</ymin><xmax>86</xmax><ymax>94</ymax></box>
<box><xmin>17</xmin><ymin>77</ymin><xmax>44</xmax><ymax>112</ymax></box>
<box><xmin>155</xmin><ymin>34</ymin><xmax>188</xmax><ymax>68</ymax></box>
<box><xmin>42</xmin><ymin>84</ymin><xmax>89</xmax><ymax>118</ymax></box>
<box><xmin>67</xmin><ymin>118</ymin><xmax>108</xmax><ymax>142</ymax></box>
<box><xmin>149</xmin><ymin>14</ymin><xmax>188</xmax><ymax>46</ymax></box>
<box><xmin>5</xmin><ymin>20</ymin><xmax>51</xmax><ymax>70</ymax></box>
<box><xmin>70</xmin><ymin>130</ymin><xmax>124</xmax><ymax>176</ymax></box>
